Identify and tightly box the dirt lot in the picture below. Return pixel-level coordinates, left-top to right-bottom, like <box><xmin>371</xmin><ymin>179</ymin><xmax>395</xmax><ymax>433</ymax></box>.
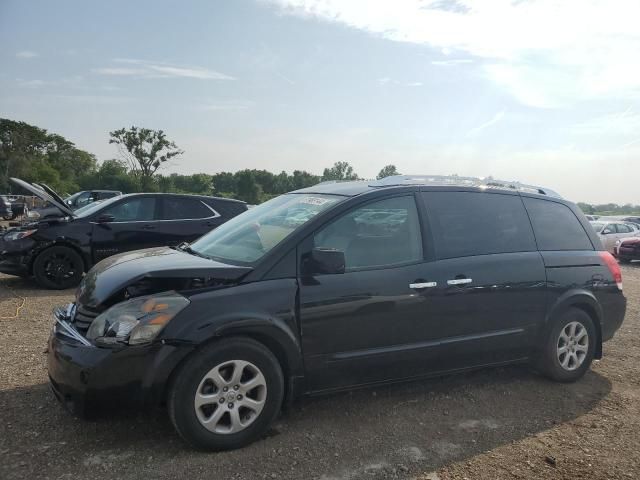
<box><xmin>1</xmin><ymin>267</ymin><xmax>639</xmax><ymax>480</ymax></box>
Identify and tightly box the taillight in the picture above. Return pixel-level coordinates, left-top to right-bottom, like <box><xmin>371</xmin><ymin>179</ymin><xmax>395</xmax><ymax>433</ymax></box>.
<box><xmin>599</xmin><ymin>251</ymin><xmax>623</xmax><ymax>291</ymax></box>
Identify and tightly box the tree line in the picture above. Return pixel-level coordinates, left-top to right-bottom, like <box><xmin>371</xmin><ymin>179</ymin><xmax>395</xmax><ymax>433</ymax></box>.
<box><xmin>5</xmin><ymin>118</ymin><xmax>633</xmax><ymax>212</ymax></box>
<box><xmin>577</xmin><ymin>202</ymin><xmax>640</xmax><ymax>216</ymax></box>
<box><xmin>0</xmin><ymin>118</ymin><xmax>401</xmax><ymax>203</ymax></box>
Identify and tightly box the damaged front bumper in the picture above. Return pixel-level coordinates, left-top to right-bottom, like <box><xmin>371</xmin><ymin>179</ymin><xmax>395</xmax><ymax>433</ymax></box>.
<box><xmin>47</xmin><ymin>305</ymin><xmax>195</xmax><ymax>418</ymax></box>
<box><xmin>0</xmin><ymin>237</ymin><xmax>34</xmax><ymax>276</ymax></box>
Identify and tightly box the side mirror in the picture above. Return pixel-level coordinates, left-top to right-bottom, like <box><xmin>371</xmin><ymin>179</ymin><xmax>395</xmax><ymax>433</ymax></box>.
<box><xmin>602</xmin><ymin>228</ymin><xmax>612</xmax><ymax>235</ymax></box>
<box><xmin>307</xmin><ymin>247</ymin><xmax>346</xmax><ymax>275</ymax></box>
<box><xmin>96</xmin><ymin>213</ymin><xmax>115</xmax><ymax>223</ymax></box>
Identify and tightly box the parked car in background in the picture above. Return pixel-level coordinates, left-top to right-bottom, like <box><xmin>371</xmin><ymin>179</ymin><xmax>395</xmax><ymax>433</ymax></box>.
<box><xmin>614</xmin><ymin>236</ymin><xmax>640</xmax><ymax>263</ymax></box>
<box><xmin>0</xmin><ymin>178</ymin><xmax>247</xmax><ymax>289</ymax></box>
<box><xmin>47</xmin><ymin>175</ymin><xmax>625</xmax><ymax>451</ymax></box>
<box><xmin>34</xmin><ymin>189</ymin><xmax>122</xmax><ymax>219</ymax></box>
<box><xmin>5</xmin><ymin>195</ymin><xmax>30</xmax><ymax>220</ymax></box>
<box><xmin>0</xmin><ymin>195</ymin><xmax>13</xmax><ymax>220</ymax></box>
<box><xmin>585</xmin><ymin>214</ymin><xmax>599</xmax><ymax>221</ymax></box>
<box><xmin>590</xmin><ymin>220</ymin><xmax>639</xmax><ymax>253</ymax></box>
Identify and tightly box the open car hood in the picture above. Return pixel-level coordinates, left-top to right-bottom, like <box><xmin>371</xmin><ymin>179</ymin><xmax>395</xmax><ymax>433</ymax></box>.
<box><xmin>76</xmin><ymin>246</ymin><xmax>253</xmax><ymax>308</ymax></box>
<box><xmin>10</xmin><ymin>177</ymin><xmax>74</xmax><ymax>217</ymax></box>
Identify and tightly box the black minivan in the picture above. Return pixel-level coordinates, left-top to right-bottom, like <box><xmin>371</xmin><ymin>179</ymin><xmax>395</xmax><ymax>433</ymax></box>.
<box><xmin>0</xmin><ymin>178</ymin><xmax>247</xmax><ymax>289</ymax></box>
<box><xmin>47</xmin><ymin>175</ymin><xmax>626</xmax><ymax>450</ymax></box>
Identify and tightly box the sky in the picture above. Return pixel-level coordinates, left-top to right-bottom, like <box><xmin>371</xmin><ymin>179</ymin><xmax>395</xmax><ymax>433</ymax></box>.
<box><xmin>1</xmin><ymin>0</ymin><xmax>639</xmax><ymax>204</ymax></box>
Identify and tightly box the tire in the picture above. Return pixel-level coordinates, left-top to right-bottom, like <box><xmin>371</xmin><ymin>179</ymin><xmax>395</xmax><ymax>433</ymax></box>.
<box><xmin>168</xmin><ymin>337</ymin><xmax>284</xmax><ymax>451</ymax></box>
<box><xmin>619</xmin><ymin>258</ymin><xmax>631</xmax><ymax>264</ymax></box>
<box><xmin>32</xmin><ymin>246</ymin><xmax>84</xmax><ymax>289</ymax></box>
<box><xmin>539</xmin><ymin>308</ymin><xmax>596</xmax><ymax>382</ymax></box>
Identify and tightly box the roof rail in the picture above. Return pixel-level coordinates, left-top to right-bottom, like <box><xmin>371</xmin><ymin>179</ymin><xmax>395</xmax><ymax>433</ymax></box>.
<box><xmin>369</xmin><ymin>175</ymin><xmax>562</xmax><ymax>199</ymax></box>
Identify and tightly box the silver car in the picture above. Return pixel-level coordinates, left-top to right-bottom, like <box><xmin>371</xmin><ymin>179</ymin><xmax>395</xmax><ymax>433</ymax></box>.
<box><xmin>590</xmin><ymin>220</ymin><xmax>638</xmax><ymax>253</ymax></box>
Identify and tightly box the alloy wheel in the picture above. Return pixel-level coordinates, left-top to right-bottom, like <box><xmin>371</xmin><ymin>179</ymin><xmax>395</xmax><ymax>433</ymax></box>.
<box><xmin>557</xmin><ymin>321</ymin><xmax>589</xmax><ymax>371</ymax></box>
<box><xmin>194</xmin><ymin>360</ymin><xmax>267</xmax><ymax>434</ymax></box>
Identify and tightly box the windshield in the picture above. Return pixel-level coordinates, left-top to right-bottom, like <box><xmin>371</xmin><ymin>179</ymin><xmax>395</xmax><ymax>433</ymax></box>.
<box><xmin>65</xmin><ymin>192</ymin><xmax>82</xmax><ymax>203</ymax></box>
<box><xmin>190</xmin><ymin>193</ymin><xmax>343</xmax><ymax>264</ymax></box>
<box><xmin>75</xmin><ymin>195</ymin><xmax>123</xmax><ymax>218</ymax></box>
<box><xmin>590</xmin><ymin>222</ymin><xmax>606</xmax><ymax>232</ymax></box>
<box><xmin>74</xmin><ymin>200</ymin><xmax>104</xmax><ymax>215</ymax></box>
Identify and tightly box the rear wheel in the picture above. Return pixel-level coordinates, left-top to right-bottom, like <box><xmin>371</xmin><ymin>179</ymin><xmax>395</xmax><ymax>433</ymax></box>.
<box><xmin>32</xmin><ymin>246</ymin><xmax>84</xmax><ymax>289</ymax></box>
<box><xmin>539</xmin><ymin>308</ymin><xmax>596</xmax><ymax>382</ymax></box>
<box><xmin>168</xmin><ymin>337</ymin><xmax>284</xmax><ymax>451</ymax></box>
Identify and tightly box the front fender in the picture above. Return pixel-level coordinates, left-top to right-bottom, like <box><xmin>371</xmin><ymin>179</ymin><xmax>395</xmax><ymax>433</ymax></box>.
<box><xmin>162</xmin><ymin>279</ymin><xmax>303</xmax><ymax>377</ymax></box>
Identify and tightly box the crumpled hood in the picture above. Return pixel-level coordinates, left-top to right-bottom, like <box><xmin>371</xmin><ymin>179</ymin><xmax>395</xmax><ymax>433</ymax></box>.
<box><xmin>77</xmin><ymin>246</ymin><xmax>252</xmax><ymax>308</ymax></box>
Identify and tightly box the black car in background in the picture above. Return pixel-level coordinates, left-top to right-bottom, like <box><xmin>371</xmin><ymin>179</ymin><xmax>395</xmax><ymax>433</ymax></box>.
<box><xmin>0</xmin><ymin>178</ymin><xmax>247</xmax><ymax>289</ymax></box>
<box><xmin>47</xmin><ymin>175</ymin><xmax>626</xmax><ymax>451</ymax></box>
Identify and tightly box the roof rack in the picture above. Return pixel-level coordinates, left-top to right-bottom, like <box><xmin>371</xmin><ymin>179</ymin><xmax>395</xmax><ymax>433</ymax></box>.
<box><xmin>369</xmin><ymin>175</ymin><xmax>562</xmax><ymax>199</ymax></box>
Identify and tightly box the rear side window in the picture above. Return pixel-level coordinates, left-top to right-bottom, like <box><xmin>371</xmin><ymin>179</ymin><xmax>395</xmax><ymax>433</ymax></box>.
<box><xmin>422</xmin><ymin>192</ymin><xmax>536</xmax><ymax>259</ymax></box>
<box><xmin>207</xmin><ymin>199</ymin><xmax>246</xmax><ymax>218</ymax></box>
<box><xmin>523</xmin><ymin>198</ymin><xmax>593</xmax><ymax>251</ymax></box>
<box><xmin>161</xmin><ymin>197</ymin><xmax>216</xmax><ymax>220</ymax></box>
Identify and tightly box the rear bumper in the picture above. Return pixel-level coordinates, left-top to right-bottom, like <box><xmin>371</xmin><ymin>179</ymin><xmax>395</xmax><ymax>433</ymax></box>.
<box><xmin>601</xmin><ymin>294</ymin><xmax>626</xmax><ymax>342</ymax></box>
<box><xmin>47</xmin><ymin>312</ymin><xmax>194</xmax><ymax>418</ymax></box>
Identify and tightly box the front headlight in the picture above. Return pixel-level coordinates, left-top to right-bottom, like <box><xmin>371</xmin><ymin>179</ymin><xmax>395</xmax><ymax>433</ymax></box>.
<box><xmin>86</xmin><ymin>292</ymin><xmax>189</xmax><ymax>346</ymax></box>
<box><xmin>4</xmin><ymin>229</ymin><xmax>36</xmax><ymax>241</ymax></box>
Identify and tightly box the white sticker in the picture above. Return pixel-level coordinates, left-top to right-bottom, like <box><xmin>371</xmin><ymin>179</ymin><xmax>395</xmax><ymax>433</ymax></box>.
<box><xmin>299</xmin><ymin>196</ymin><xmax>330</xmax><ymax>206</ymax></box>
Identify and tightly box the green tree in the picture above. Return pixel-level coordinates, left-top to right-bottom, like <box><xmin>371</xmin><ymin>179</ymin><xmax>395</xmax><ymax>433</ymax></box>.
<box><xmin>80</xmin><ymin>159</ymin><xmax>140</xmax><ymax>193</ymax></box>
<box><xmin>212</xmin><ymin>172</ymin><xmax>237</xmax><ymax>195</ymax></box>
<box><xmin>235</xmin><ymin>170</ymin><xmax>263</xmax><ymax>204</ymax></box>
<box><xmin>0</xmin><ymin>118</ymin><xmax>96</xmax><ymax>193</ymax></box>
<box><xmin>0</xmin><ymin>119</ymin><xmax>50</xmax><ymax>190</ymax></box>
<box><xmin>322</xmin><ymin>161</ymin><xmax>359</xmax><ymax>181</ymax></box>
<box><xmin>109</xmin><ymin>126</ymin><xmax>183</xmax><ymax>190</ymax></box>
<box><xmin>291</xmin><ymin>170</ymin><xmax>320</xmax><ymax>190</ymax></box>
<box><xmin>577</xmin><ymin>202</ymin><xmax>595</xmax><ymax>215</ymax></box>
<box><xmin>376</xmin><ymin>164</ymin><xmax>400</xmax><ymax>179</ymax></box>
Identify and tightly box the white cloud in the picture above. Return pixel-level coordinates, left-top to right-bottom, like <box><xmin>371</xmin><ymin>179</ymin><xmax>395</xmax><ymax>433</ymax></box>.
<box><xmin>571</xmin><ymin>108</ymin><xmax>640</xmax><ymax>140</ymax></box>
<box><xmin>199</xmin><ymin>100</ymin><xmax>254</xmax><ymax>111</ymax></box>
<box><xmin>265</xmin><ymin>0</ymin><xmax>640</xmax><ymax>107</ymax></box>
<box><xmin>378</xmin><ymin>77</ymin><xmax>423</xmax><ymax>87</ymax></box>
<box><xmin>467</xmin><ymin>110</ymin><xmax>506</xmax><ymax>136</ymax></box>
<box><xmin>16</xmin><ymin>79</ymin><xmax>45</xmax><ymax>88</ymax></box>
<box><xmin>16</xmin><ymin>50</ymin><xmax>38</xmax><ymax>59</ymax></box>
<box><xmin>93</xmin><ymin>59</ymin><xmax>234</xmax><ymax>80</ymax></box>
<box><xmin>93</xmin><ymin>67</ymin><xmax>148</xmax><ymax>76</ymax></box>
<box><xmin>431</xmin><ymin>59</ymin><xmax>473</xmax><ymax>66</ymax></box>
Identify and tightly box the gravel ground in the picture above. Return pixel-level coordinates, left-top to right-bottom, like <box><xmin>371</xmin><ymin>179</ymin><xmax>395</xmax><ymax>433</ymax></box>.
<box><xmin>1</xmin><ymin>266</ymin><xmax>639</xmax><ymax>480</ymax></box>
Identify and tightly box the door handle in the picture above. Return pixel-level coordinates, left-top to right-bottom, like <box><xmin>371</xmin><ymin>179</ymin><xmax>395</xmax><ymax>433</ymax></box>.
<box><xmin>447</xmin><ymin>278</ymin><xmax>472</xmax><ymax>285</ymax></box>
<box><xmin>142</xmin><ymin>224</ymin><xmax>155</xmax><ymax>230</ymax></box>
<box><xmin>409</xmin><ymin>282</ymin><xmax>437</xmax><ymax>289</ymax></box>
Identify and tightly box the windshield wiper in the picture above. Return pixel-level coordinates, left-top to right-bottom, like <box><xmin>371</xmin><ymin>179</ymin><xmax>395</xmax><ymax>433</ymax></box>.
<box><xmin>176</xmin><ymin>242</ymin><xmax>211</xmax><ymax>260</ymax></box>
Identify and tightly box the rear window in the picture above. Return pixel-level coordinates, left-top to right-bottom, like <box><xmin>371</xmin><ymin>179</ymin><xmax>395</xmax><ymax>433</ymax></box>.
<box><xmin>422</xmin><ymin>191</ymin><xmax>536</xmax><ymax>259</ymax></box>
<box><xmin>523</xmin><ymin>198</ymin><xmax>593</xmax><ymax>251</ymax></box>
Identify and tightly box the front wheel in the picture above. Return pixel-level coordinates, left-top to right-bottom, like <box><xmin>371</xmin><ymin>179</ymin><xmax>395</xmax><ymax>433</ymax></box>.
<box><xmin>168</xmin><ymin>337</ymin><xmax>284</xmax><ymax>451</ymax></box>
<box><xmin>32</xmin><ymin>246</ymin><xmax>84</xmax><ymax>289</ymax></box>
<box><xmin>539</xmin><ymin>308</ymin><xmax>596</xmax><ymax>382</ymax></box>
